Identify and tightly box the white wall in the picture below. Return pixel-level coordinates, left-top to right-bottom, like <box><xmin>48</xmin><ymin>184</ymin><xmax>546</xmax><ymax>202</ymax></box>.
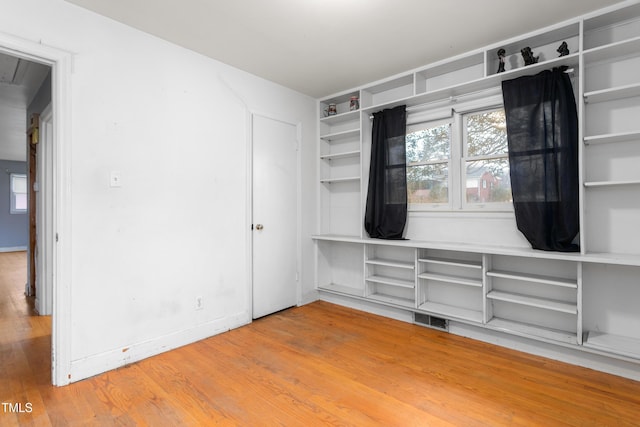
<box><xmin>0</xmin><ymin>0</ymin><xmax>317</xmax><ymax>382</ymax></box>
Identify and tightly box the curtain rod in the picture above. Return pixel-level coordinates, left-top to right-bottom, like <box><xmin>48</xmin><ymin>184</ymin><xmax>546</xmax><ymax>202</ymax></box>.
<box><xmin>368</xmin><ymin>68</ymin><xmax>575</xmax><ymax>120</ymax></box>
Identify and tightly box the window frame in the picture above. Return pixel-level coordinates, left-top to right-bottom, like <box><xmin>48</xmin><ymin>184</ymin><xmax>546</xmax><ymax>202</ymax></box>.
<box><xmin>10</xmin><ymin>173</ymin><xmax>28</xmax><ymax>214</ymax></box>
<box><xmin>406</xmin><ymin>94</ymin><xmax>512</xmax><ymax>213</ymax></box>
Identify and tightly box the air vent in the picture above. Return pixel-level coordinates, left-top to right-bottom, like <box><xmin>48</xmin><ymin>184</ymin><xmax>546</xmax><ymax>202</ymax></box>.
<box><xmin>414</xmin><ymin>312</ymin><xmax>448</xmax><ymax>331</ymax></box>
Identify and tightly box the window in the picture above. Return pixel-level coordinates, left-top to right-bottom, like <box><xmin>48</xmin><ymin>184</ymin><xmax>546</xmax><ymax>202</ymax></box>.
<box><xmin>10</xmin><ymin>173</ymin><xmax>27</xmax><ymax>214</ymax></box>
<box><xmin>406</xmin><ymin>102</ymin><xmax>511</xmax><ymax>211</ymax></box>
<box><xmin>463</xmin><ymin>109</ymin><xmax>511</xmax><ymax>208</ymax></box>
<box><xmin>406</xmin><ymin>120</ymin><xmax>450</xmax><ymax>206</ymax></box>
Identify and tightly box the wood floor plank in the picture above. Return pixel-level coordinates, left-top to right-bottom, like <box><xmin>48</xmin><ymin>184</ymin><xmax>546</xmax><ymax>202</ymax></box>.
<box><xmin>2</xmin><ymin>251</ymin><xmax>640</xmax><ymax>426</ymax></box>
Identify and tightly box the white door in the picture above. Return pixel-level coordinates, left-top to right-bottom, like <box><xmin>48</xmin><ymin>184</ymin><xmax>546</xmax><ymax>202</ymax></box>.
<box><xmin>252</xmin><ymin>114</ymin><xmax>298</xmax><ymax>319</ymax></box>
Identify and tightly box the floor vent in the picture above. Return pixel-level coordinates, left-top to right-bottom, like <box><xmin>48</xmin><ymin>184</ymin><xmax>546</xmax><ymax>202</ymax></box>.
<box><xmin>414</xmin><ymin>313</ymin><xmax>448</xmax><ymax>331</ymax></box>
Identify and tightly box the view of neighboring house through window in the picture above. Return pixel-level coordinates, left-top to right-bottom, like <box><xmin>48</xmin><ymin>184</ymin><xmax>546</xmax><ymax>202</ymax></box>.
<box><xmin>10</xmin><ymin>173</ymin><xmax>27</xmax><ymax>214</ymax></box>
<box><xmin>405</xmin><ymin>105</ymin><xmax>511</xmax><ymax>211</ymax></box>
<box><xmin>463</xmin><ymin>108</ymin><xmax>511</xmax><ymax>208</ymax></box>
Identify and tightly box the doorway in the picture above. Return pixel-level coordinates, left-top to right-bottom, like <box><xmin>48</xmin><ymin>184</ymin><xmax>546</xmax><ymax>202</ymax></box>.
<box><xmin>0</xmin><ymin>36</ymin><xmax>72</xmax><ymax>386</ymax></box>
<box><xmin>251</xmin><ymin>113</ymin><xmax>300</xmax><ymax>319</ymax></box>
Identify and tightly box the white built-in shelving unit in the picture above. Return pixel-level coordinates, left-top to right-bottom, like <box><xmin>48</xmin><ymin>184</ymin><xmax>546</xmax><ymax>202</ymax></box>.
<box><xmin>314</xmin><ymin>1</ymin><xmax>640</xmax><ymax>372</ymax></box>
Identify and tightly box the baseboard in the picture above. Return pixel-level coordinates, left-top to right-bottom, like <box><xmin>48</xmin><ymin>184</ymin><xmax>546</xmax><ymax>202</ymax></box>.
<box><xmin>0</xmin><ymin>246</ymin><xmax>27</xmax><ymax>253</ymax></box>
<box><xmin>68</xmin><ymin>311</ymin><xmax>251</xmax><ymax>383</ymax></box>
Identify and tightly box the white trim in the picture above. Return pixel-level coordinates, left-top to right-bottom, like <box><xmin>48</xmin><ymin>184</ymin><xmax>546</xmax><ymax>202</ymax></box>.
<box><xmin>0</xmin><ymin>31</ymin><xmax>74</xmax><ymax>386</ymax></box>
<box><xmin>0</xmin><ymin>246</ymin><xmax>27</xmax><ymax>253</ymax></box>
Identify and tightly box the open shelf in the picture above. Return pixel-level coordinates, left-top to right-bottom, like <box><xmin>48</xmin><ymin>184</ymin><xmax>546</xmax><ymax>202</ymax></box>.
<box><xmin>583</xmin><ymin>332</ymin><xmax>640</xmax><ymax>360</ymax></box>
<box><xmin>486</xmin><ymin>270</ymin><xmax>577</xmax><ymax>288</ymax></box>
<box><xmin>366</xmin><ymin>275</ymin><xmax>414</xmax><ymax>289</ymax></box>
<box><xmin>367</xmin><ymin>292</ymin><xmax>415</xmax><ymax>308</ymax></box>
<box><xmin>418</xmin><ymin>301</ymin><xmax>483</xmax><ymax>323</ymax></box>
<box><xmin>487</xmin><ymin>291</ymin><xmax>577</xmax><ymax>314</ymax></box>
<box><xmin>584</xmin><ymin>179</ymin><xmax>640</xmax><ymax>188</ymax></box>
<box><xmin>320</xmin><ymin>129</ymin><xmax>360</xmax><ymax>142</ymax></box>
<box><xmin>418</xmin><ymin>257</ymin><xmax>482</xmax><ymax>269</ymax></box>
<box><xmin>320</xmin><ymin>110</ymin><xmax>359</xmax><ymax>125</ymax></box>
<box><xmin>366</xmin><ymin>258</ymin><xmax>414</xmax><ymax>270</ymax></box>
<box><xmin>320</xmin><ymin>150</ymin><xmax>360</xmax><ymax>161</ymax></box>
<box><xmin>487</xmin><ymin>318</ymin><xmax>577</xmax><ymax>345</ymax></box>
<box><xmin>583</xmin><ymin>36</ymin><xmax>640</xmax><ymax>64</ymax></box>
<box><xmin>318</xmin><ymin>282</ymin><xmax>364</xmax><ymax>297</ymax></box>
<box><xmin>418</xmin><ymin>272</ymin><xmax>482</xmax><ymax>288</ymax></box>
<box><xmin>320</xmin><ymin>176</ymin><xmax>360</xmax><ymax>184</ymax></box>
<box><xmin>584</xmin><ymin>130</ymin><xmax>640</xmax><ymax>145</ymax></box>
<box><xmin>584</xmin><ymin>83</ymin><xmax>640</xmax><ymax>104</ymax></box>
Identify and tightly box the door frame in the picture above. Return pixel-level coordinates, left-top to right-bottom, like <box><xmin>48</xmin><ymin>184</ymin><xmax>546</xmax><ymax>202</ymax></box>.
<box><xmin>0</xmin><ymin>33</ymin><xmax>73</xmax><ymax>386</ymax></box>
<box><xmin>247</xmin><ymin>111</ymin><xmax>303</xmax><ymax>319</ymax></box>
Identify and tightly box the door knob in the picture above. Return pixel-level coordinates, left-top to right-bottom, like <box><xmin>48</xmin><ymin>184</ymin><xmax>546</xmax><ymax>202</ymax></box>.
<box><xmin>255</xmin><ymin>224</ymin><xmax>264</xmax><ymax>230</ymax></box>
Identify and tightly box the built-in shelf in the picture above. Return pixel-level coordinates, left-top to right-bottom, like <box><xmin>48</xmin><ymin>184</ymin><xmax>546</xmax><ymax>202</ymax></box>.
<box><xmin>318</xmin><ymin>283</ymin><xmax>363</xmax><ymax>297</ymax></box>
<box><xmin>320</xmin><ymin>176</ymin><xmax>360</xmax><ymax>184</ymax></box>
<box><xmin>487</xmin><ymin>318</ymin><xmax>577</xmax><ymax>345</ymax></box>
<box><xmin>584</xmin><ymin>130</ymin><xmax>640</xmax><ymax>145</ymax></box>
<box><xmin>366</xmin><ymin>258</ymin><xmax>414</xmax><ymax>270</ymax></box>
<box><xmin>487</xmin><ymin>290</ymin><xmax>577</xmax><ymax>314</ymax></box>
<box><xmin>418</xmin><ymin>301</ymin><xmax>483</xmax><ymax>323</ymax></box>
<box><xmin>320</xmin><ymin>150</ymin><xmax>360</xmax><ymax>161</ymax></box>
<box><xmin>583</xmin><ymin>36</ymin><xmax>640</xmax><ymax>64</ymax></box>
<box><xmin>487</xmin><ymin>270</ymin><xmax>577</xmax><ymax>288</ymax></box>
<box><xmin>418</xmin><ymin>272</ymin><xmax>482</xmax><ymax>288</ymax></box>
<box><xmin>320</xmin><ymin>129</ymin><xmax>360</xmax><ymax>142</ymax></box>
<box><xmin>366</xmin><ymin>275</ymin><xmax>414</xmax><ymax>289</ymax></box>
<box><xmin>584</xmin><ymin>83</ymin><xmax>640</xmax><ymax>104</ymax></box>
<box><xmin>418</xmin><ymin>257</ymin><xmax>482</xmax><ymax>269</ymax></box>
<box><xmin>584</xmin><ymin>180</ymin><xmax>640</xmax><ymax>188</ymax></box>
<box><xmin>583</xmin><ymin>332</ymin><xmax>640</xmax><ymax>360</ymax></box>
<box><xmin>320</xmin><ymin>110</ymin><xmax>359</xmax><ymax>125</ymax></box>
<box><xmin>368</xmin><ymin>293</ymin><xmax>415</xmax><ymax>308</ymax></box>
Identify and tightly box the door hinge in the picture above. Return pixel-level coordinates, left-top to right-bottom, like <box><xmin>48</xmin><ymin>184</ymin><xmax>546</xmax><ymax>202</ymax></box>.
<box><xmin>55</xmin><ymin>233</ymin><xmax>59</xmax><ymax>242</ymax></box>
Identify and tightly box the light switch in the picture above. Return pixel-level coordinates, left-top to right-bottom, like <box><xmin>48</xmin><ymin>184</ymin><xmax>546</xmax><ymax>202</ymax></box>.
<box><xmin>110</xmin><ymin>171</ymin><xmax>122</xmax><ymax>187</ymax></box>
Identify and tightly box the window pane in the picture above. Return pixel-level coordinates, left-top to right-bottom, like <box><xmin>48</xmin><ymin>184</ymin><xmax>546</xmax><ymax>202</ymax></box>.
<box><xmin>465</xmin><ymin>158</ymin><xmax>512</xmax><ymax>204</ymax></box>
<box><xmin>466</xmin><ymin>110</ymin><xmax>508</xmax><ymax>157</ymax></box>
<box><xmin>407</xmin><ymin>164</ymin><xmax>448</xmax><ymax>204</ymax></box>
<box><xmin>11</xmin><ymin>174</ymin><xmax>27</xmax><ymax>193</ymax></box>
<box><xmin>15</xmin><ymin>193</ymin><xmax>28</xmax><ymax>211</ymax></box>
<box><xmin>406</xmin><ymin>124</ymin><xmax>450</xmax><ymax>163</ymax></box>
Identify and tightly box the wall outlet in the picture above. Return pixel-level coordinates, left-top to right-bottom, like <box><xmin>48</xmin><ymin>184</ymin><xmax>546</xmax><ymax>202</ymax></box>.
<box><xmin>195</xmin><ymin>296</ymin><xmax>203</xmax><ymax>310</ymax></box>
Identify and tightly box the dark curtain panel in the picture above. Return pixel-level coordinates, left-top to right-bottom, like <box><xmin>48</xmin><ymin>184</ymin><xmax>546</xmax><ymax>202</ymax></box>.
<box><xmin>364</xmin><ymin>105</ymin><xmax>408</xmax><ymax>239</ymax></box>
<box><xmin>502</xmin><ymin>67</ymin><xmax>579</xmax><ymax>252</ymax></box>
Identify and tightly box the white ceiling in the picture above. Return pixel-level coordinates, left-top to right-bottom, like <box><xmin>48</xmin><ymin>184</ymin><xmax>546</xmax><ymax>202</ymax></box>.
<box><xmin>64</xmin><ymin>0</ymin><xmax>622</xmax><ymax>98</ymax></box>
<box><xmin>0</xmin><ymin>53</ymin><xmax>50</xmax><ymax>162</ymax></box>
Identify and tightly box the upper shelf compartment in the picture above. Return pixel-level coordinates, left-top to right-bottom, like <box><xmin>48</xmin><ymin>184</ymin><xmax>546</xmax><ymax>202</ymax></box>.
<box><xmin>319</xmin><ymin>90</ymin><xmax>360</xmax><ymax>119</ymax></box>
<box><xmin>415</xmin><ymin>52</ymin><xmax>484</xmax><ymax>95</ymax></box>
<box><xmin>360</xmin><ymin>74</ymin><xmax>414</xmax><ymax>110</ymax></box>
<box><xmin>583</xmin><ymin>2</ymin><xmax>640</xmax><ymax>51</ymax></box>
<box><xmin>485</xmin><ymin>22</ymin><xmax>580</xmax><ymax>77</ymax></box>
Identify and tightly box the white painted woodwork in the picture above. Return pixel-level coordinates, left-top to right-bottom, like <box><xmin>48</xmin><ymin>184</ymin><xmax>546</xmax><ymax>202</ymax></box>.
<box><xmin>314</xmin><ymin>1</ymin><xmax>640</xmax><ymax>378</ymax></box>
<box><xmin>251</xmin><ymin>114</ymin><xmax>299</xmax><ymax>319</ymax></box>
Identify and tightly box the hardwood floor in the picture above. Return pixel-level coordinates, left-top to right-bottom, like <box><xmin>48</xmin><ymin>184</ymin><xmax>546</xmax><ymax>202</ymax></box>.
<box><xmin>1</xmin><ymin>250</ymin><xmax>640</xmax><ymax>426</ymax></box>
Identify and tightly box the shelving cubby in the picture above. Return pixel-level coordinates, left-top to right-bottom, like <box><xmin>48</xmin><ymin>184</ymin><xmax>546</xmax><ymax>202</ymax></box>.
<box><xmin>414</xmin><ymin>52</ymin><xmax>484</xmax><ymax>95</ymax></box>
<box><xmin>485</xmin><ymin>255</ymin><xmax>581</xmax><ymax>345</ymax></box>
<box><xmin>582</xmin><ymin>263</ymin><xmax>640</xmax><ymax>360</ymax></box>
<box><xmin>583</xmin><ymin>2</ymin><xmax>640</xmax><ymax>51</ymax></box>
<box><xmin>365</xmin><ymin>245</ymin><xmax>416</xmax><ymax>309</ymax></box>
<box><xmin>359</xmin><ymin>74</ymin><xmax>414</xmax><ymax>110</ymax></box>
<box><xmin>319</xmin><ymin>91</ymin><xmax>361</xmax><ymax>119</ymax></box>
<box><xmin>416</xmin><ymin>249</ymin><xmax>484</xmax><ymax>323</ymax></box>
<box><xmin>485</xmin><ymin>22</ymin><xmax>580</xmax><ymax>77</ymax></box>
<box><xmin>316</xmin><ymin>240</ymin><xmax>364</xmax><ymax>297</ymax></box>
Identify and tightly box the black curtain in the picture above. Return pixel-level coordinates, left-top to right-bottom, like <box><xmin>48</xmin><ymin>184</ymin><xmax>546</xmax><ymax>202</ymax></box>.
<box><xmin>364</xmin><ymin>105</ymin><xmax>407</xmax><ymax>239</ymax></box>
<box><xmin>502</xmin><ymin>67</ymin><xmax>579</xmax><ymax>252</ymax></box>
